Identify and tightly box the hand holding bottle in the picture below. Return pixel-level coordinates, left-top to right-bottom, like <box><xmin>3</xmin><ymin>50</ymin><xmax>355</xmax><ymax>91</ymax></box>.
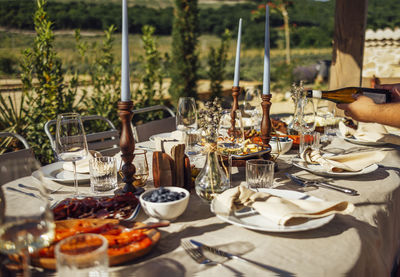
<box><xmin>337</xmin><ymin>94</ymin><xmax>376</xmax><ymax>122</ymax></box>
<box><xmin>375</xmin><ymin>83</ymin><xmax>400</xmax><ymax>103</ymax></box>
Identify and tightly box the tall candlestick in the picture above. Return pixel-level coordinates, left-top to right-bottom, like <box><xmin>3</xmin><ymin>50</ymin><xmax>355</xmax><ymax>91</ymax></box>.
<box><xmin>262</xmin><ymin>5</ymin><xmax>270</xmax><ymax>95</ymax></box>
<box><xmin>121</xmin><ymin>0</ymin><xmax>130</xmax><ymax>101</ymax></box>
<box><xmin>233</xmin><ymin>18</ymin><xmax>242</xmax><ymax>87</ymax></box>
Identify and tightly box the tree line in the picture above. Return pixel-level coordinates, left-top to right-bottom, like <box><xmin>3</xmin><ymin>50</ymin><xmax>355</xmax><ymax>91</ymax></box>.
<box><xmin>1</xmin><ymin>0</ymin><xmax>398</xmax><ymax>48</ymax></box>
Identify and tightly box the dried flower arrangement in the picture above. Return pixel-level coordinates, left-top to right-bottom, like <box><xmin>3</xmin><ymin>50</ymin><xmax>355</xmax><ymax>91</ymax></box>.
<box><xmin>198</xmin><ymin>98</ymin><xmax>223</xmax><ymax>143</ymax></box>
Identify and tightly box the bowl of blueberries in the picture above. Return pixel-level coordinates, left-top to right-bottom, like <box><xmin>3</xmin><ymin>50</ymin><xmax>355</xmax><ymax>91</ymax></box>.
<box><xmin>270</xmin><ymin>136</ymin><xmax>293</xmax><ymax>155</ymax></box>
<box><xmin>139</xmin><ymin>187</ymin><xmax>189</xmax><ymax>221</ymax></box>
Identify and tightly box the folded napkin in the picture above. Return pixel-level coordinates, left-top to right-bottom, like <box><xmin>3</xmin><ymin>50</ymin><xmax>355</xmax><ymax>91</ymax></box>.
<box><xmin>62</xmin><ymin>150</ymin><xmax>101</xmax><ymax>173</ymax></box>
<box><xmin>301</xmin><ymin>148</ymin><xmax>386</xmax><ymax>172</ymax></box>
<box><xmin>339</xmin><ymin>122</ymin><xmax>400</xmax><ymax>145</ymax></box>
<box><xmin>154</xmin><ymin>130</ymin><xmax>186</xmax><ymax>157</ymax></box>
<box><xmin>213</xmin><ymin>186</ymin><xmax>354</xmax><ymax>226</ymax></box>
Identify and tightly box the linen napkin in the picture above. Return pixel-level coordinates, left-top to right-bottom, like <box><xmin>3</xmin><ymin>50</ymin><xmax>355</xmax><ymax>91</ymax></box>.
<box><xmin>154</xmin><ymin>130</ymin><xmax>187</xmax><ymax>157</ymax></box>
<box><xmin>339</xmin><ymin>122</ymin><xmax>400</xmax><ymax>145</ymax></box>
<box><xmin>62</xmin><ymin>150</ymin><xmax>101</xmax><ymax>173</ymax></box>
<box><xmin>300</xmin><ymin>148</ymin><xmax>386</xmax><ymax>172</ymax></box>
<box><xmin>213</xmin><ymin>186</ymin><xmax>354</xmax><ymax>226</ymax></box>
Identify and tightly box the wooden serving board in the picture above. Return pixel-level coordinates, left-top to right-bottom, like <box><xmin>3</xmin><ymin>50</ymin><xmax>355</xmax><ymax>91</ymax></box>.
<box><xmin>31</xmin><ymin>219</ymin><xmax>161</xmax><ymax>270</ymax></box>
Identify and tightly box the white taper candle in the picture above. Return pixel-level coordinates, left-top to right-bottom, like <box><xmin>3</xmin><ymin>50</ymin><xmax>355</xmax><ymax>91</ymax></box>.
<box><xmin>121</xmin><ymin>0</ymin><xmax>131</xmax><ymax>101</ymax></box>
<box><xmin>233</xmin><ymin>18</ymin><xmax>242</xmax><ymax>87</ymax></box>
<box><xmin>262</xmin><ymin>5</ymin><xmax>270</xmax><ymax>95</ymax></box>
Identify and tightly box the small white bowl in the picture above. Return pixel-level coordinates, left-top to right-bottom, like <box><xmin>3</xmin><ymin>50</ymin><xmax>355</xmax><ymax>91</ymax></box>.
<box><xmin>139</xmin><ymin>187</ymin><xmax>189</xmax><ymax>221</ymax></box>
<box><xmin>270</xmin><ymin>138</ymin><xmax>293</xmax><ymax>155</ymax></box>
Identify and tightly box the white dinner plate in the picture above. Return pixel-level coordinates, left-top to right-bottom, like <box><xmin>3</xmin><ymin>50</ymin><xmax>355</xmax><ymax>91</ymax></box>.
<box><xmin>291</xmin><ymin>158</ymin><xmax>379</xmax><ymax>177</ymax></box>
<box><xmin>336</xmin><ymin>133</ymin><xmax>387</xmax><ymax>146</ymax></box>
<box><xmin>211</xmin><ymin>189</ymin><xmax>335</xmax><ymax>232</ymax></box>
<box><xmin>33</xmin><ymin>162</ymin><xmax>90</xmax><ymax>184</ymax></box>
<box><xmin>149</xmin><ymin>132</ymin><xmax>172</xmax><ymax>142</ymax></box>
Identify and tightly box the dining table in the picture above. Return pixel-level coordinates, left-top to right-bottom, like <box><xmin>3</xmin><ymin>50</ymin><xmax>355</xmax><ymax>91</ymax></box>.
<box><xmin>4</xmin><ymin>134</ymin><xmax>400</xmax><ymax>277</ymax></box>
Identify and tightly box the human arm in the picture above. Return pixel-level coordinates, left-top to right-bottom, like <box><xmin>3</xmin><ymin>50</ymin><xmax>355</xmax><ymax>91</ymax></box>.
<box><xmin>336</xmin><ymin>95</ymin><xmax>400</xmax><ymax>128</ymax></box>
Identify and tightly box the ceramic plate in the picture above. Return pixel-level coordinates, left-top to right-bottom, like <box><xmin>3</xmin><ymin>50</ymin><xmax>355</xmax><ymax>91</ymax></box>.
<box><xmin>336</xmin><ymin>133</ymin><xmax>387</xmax><ymax>146</ymax></box>
<box><xmin>149</xmin><ymin>132</ymin><xmax>172</xmax><ymax>142</ymax></box>
<box><xmin>211</xmin><ymin>189</ymin><xmax>335</xmax><ymax>232</ymax></box>
<box><xmin>32</xmin><ymin>219</ymin><xmax>160</xmax><ymax>270</ymax></box>
<box><xmin>33</xmin><ymin>162</ymin><xmax>90</xmax><ymax>184</ymax></box>
<box><xmin>231</xmin><ymin>147</ymin><xmax>271</xmax><ymax>160</ymax></box>
<box><xmin>292</xmin><ymin>158</ymin><xmax>379</xmax><ymax>177</ymax></box>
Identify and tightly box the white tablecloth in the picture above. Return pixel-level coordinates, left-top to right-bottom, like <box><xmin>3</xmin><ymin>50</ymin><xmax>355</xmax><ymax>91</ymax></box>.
<box><xmin>4</xmin><ymin>137</ymin><xmax>400</xmax><ymax>276</ymax></box>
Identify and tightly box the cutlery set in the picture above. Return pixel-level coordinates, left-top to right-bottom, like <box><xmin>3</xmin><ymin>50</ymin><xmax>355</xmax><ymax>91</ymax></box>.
<box><xmin>285</xmin><ymin>173</ymin><xmax>358</xmax><ymax>195</ymax></box>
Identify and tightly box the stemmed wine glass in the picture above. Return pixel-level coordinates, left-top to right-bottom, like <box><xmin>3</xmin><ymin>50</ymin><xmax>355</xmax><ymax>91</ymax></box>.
<box><xmin>176</xmin><ymin>97</ymin><xmax>200</xmax><ymax>161</ymax></box>
<box><xmin>0</xmin><ymin>157</ymin><xmax>55</xmax><ymax>277</ymax></box>
<box><xmin>217</xmin><ymin>109</ymin><xmax>244</xmax><ymax>186</ymax></box>
<box><xmin>55</xmin><ymin>113</ymin><xmax>88</xmax><ymax>197</ymax></box>
<box><xmin>298</xmin><ymin>97</ymin><xmax>317</xmax><ymax>154</ymax></box>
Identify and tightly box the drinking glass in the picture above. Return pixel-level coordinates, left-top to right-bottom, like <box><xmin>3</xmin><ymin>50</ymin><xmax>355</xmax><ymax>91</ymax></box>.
<box><xmin>176</xmin><ymin>97</ymin><xmax>200</xmax><ymax>160</ymax></box>
<box><xmin>55</xmin><ymin>233</ymin><xmax>108</xmax><ymax>277</ymax></box>
<box><xmin>217</xmin><ymin>109</ymin><xmax>244</xmax><ymax>186</ymax></box>
<box><xmin>89</xmin><ymin>156</ymin><xmax>118</xmax><ymax>194</ymax></box>
<box><xmin>55</xmin><ymin>113</ymin><xmax>88</xmax><ymax>196</ymax></box>
<box><xmin>246</xmin><ymin>159</ymin><xmax>275</xmax><ymax>189</ymax></box>
<box><xmin>0</xmin><ymin>157</ymin><xmax>55</xmax><ymax>277</ymax></box>
<box><xmin>132</xmin><ymin>150</ymin><xmax>149</xmax><ymax>187</ymax></box>
<box><xmin>176</xmin><ymin>97</ymin><xmax>197</xmax><ymax>131</ymax></box>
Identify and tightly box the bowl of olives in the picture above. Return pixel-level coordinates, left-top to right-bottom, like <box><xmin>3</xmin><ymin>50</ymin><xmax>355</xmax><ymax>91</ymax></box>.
<box><xmin>139</xmin><ymin>187</ymin><xmax>189</xmax><ymax>221</ymax></box>
<box><xmin>270</xmin><ymin>136</ymin><xmax>293</xmax><ymax>155</ymax></box>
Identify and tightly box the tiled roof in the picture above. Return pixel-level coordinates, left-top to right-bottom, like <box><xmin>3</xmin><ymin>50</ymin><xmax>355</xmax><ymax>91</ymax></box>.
<box><xmin>365</xmin><ymin>28</ymin><xmax>400</xmax><ymax>47</ymax></box>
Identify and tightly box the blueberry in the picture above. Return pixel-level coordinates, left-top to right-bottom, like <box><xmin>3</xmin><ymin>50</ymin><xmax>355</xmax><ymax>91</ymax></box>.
<box><xmin>179</xmin><ymin>192</ymin><xmax>186</xmax><ymax>198</ymax></box>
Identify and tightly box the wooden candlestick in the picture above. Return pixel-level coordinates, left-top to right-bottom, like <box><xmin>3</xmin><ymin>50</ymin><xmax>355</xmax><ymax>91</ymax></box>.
<box><xmin>117</xmin><ymin>101</ymin><xmax>137</xmax><ymax>194</ymax></box>
<box><xmin>229</xmin><ymin>86</ymin><xmax>241</xmax><ymax>136</ymax></box>
<box><xmin>260</xmin><ymin>94</ymin><xmax>272</xmax><ymax>147</ymax></box>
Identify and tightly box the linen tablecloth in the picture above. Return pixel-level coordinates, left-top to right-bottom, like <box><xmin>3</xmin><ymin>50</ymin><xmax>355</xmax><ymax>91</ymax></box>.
<box><xmin>4</xmin><ymin>137</ymin><xmax>400</xmax><ymax>276</ymax></box>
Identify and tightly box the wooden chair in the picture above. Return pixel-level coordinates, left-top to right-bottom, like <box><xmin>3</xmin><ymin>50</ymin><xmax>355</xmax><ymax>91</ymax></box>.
<box><xmin>132</xmin><ymin>105</ymin><xmax>176</xmax><ymax>142</ymax></box>
<box><xmin>44</xmin><ymin>115</ymin><xmax>120</xmax><ymax>157</ymax></box>
<box><xmin>0</xmin><ymin>132</ymin><xmax>37</xmax><ymax>185</ymax></box>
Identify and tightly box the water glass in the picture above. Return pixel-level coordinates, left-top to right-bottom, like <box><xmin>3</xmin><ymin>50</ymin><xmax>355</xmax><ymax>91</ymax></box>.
<box><xmin>246</xmin><ymin>160</ymin><xmax>275</xmax><ymax>189</ymax></box>
<box><xmin>89</xmin><ymin>156</ymin><xmax>118</xmax><ymax>193</ymax></box>
<box><xmin>55</xmin><ymin>233</ymin><xmax>108</xmax><ymax>277</ymax></box>
<box><xmin>299</xmin><ymin>131</ymin><xmax>320</xmax><ymax>155</ymax></box>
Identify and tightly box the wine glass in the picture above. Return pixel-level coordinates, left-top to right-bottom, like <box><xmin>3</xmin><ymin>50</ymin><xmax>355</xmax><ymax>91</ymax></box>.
<box><xmin>176</xmin><ymin>97</ymin><xmax>197</xmax><ymax>131</ymax></box>
<box><xmin>217</xmin><ymin>109</ymin><xmax>244</xmax><ymax>186</ymax></box>
<box><xmin>55</xmin><ymin>113</ymin><xmax>88</xmax><ymax>197</ymax></box>
<box><xmin>299</xmin><ymin>98</ymin><xmax>317</xmax><ymax>155</ymax></box>
<box><xmin>0</xmin><ymin>157</ymin><xmax>55</xmax><ymax>277</ymax></box>
<box><xmin>176</xmin><ymin>97</ymin><xmax>200</xmax><ymax>160</ymax></box>
<box><xmin>132</xmin><ymin>150</ymin><xmax>149</xmax><ymax>187</ymax></box>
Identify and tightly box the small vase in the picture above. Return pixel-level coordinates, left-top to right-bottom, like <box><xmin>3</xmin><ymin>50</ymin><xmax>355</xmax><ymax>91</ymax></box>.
<box><xmin>195</xmin><ymin>144</ymin><xmax>229</xmax><ymax>202</ymax></box>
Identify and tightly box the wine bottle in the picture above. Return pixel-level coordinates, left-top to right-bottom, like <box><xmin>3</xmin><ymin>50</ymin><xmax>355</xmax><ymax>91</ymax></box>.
<box><xmin>306</xmin><ymin>87</ymin><xmax>391</xmax><ymax>104</ymax></box>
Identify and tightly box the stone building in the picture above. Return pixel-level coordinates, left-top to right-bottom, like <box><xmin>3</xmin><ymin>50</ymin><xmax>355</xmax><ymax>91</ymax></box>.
<box><xmin>362</xmin><ymin>28</ymin><xmax>400</xmax><ymax>83</ymax></box>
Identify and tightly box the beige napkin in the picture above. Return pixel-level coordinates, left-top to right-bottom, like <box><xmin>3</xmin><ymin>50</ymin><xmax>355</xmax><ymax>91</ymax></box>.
<box><xmin>301</xmin><ymin>148</ymin><xmax>386</xmax><ymax>172</ymax></box>
<box><xmin>62</xmin><ymin>150</ymin><xmax>100</xmax><ymax>173</ymax></box>
<box><xmin>339</xmin><ymin>122</ymin><xmax>400</xmax><ymax>145</ymax></box>
<box><xmin>154</xmin><ymin>130</ymin><xmax>186</xmax><ymax>157</ymax></box>
<box><xmin>213</xmin><ymin>186</ymin><xmax>354</xmax><ymax>226</ymax></box>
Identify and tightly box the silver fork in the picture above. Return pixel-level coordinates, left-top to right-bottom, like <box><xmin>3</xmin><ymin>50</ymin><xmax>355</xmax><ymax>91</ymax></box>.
<box><xmin>18</xmin><ymin>183</ymin><xmax>61</xmax><ymax>194</ymax></box>
<box><xmin>181</xmin><ymin>240</ymin><xmax>243</xmax><ymax>277</ymax></box>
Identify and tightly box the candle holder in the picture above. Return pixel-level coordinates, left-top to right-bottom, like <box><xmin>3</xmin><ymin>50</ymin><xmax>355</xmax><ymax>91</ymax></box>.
<box><xmin>116</xmin><ymin>101</ymin><xmax>143</xmax><ymax>195</ymax></box>
<box><xmin>229</xmin><ymin>86</ymin><xmax>241</xmax><ymax>137</ymax></box>
<box><xmin>260</xmin><ymin>94</ymin><xmax>272</xmax><ymax>149</ymax></box>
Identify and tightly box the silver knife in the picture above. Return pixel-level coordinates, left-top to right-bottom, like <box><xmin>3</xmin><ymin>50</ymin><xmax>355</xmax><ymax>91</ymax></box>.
<box><xmin>285</xmin><ymin>173</ymin><xmax>358</xmax><ymax>196</ymax></box>
<box><xmin>6</xmin><ymin>187</ymin><xmax>53</xmax><ymax>201</ymax></box>
<box><xmin>189</xmin><ymin>239</ymin><xmax>275</xmax><ymax>271</ymax></box>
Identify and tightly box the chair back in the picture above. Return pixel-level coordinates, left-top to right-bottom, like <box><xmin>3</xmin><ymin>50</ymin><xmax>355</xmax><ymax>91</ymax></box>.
<box><xmin>132</xmin><ymin>105</ymin><xmax>176</xmax><ymax>142</ymax></box>
<box><xmin>0</xmin><ymin>132</ymin><xmax>36</xmax><ymax>184</ymax></box>
<box><xmin>44</xmin><ymin>115</ymin><xmax>120</xmax><ymax>157</ymax></box>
